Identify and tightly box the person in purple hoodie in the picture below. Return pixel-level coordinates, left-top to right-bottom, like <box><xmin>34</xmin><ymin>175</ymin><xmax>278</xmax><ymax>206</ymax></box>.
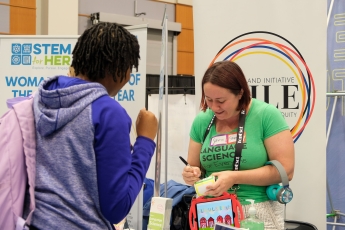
<box><xmin>24</xmin><ymin>22</ymin><xmax>158</xmax><ymax>230</ymax></box>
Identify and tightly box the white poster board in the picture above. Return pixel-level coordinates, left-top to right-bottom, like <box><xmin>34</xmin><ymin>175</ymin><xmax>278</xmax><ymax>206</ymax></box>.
<box><xmin>121</xmin><ymin>24</ymin><xmax>148</xmax><ymax>143</ymax></box>
<box><xmin>147</xmin><ymin>94</ymin><xmax>196</xmax><ymax>185</ymax></box>
<box><xmin>0</xmin><ymin>35</ymin><xmax>79</xmax><ymax>115</ymax></box>
<box><xmin>193</xmin><ymin>1</ymin><xmax>326</xmax><ymax>229</ymax></box>
<box><xmin>123</xmin><ymin>24</ymin><xmax>148</xmax><ymax>230</ymax></box>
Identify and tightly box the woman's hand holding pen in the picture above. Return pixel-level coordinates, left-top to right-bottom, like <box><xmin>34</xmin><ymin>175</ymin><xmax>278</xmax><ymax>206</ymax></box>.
<box><xmin>182</xmin><ymin>165</ymin><xmax>201</xmax><ymax>185</ymax></box>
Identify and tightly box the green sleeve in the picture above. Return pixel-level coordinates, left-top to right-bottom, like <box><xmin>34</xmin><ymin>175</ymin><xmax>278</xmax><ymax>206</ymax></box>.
<box><xmin>262</xmin><ymin>104</ymin><xmax>290</xmax><ymax>139</ymax></box>
<box><xmin>190</xmin><ymin>109</ymin><xmax>214</xmax><ymax>143</ymax></box>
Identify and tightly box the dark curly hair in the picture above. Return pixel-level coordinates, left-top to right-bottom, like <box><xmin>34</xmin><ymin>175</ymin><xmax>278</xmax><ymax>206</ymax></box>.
<box><xmin>71</xmin><ymin>22</ymin><xmax>140</xmax><ymax>82</ymax></box>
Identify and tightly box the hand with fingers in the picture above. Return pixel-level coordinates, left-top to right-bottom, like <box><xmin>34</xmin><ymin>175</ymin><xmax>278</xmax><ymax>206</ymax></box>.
<box><xmin>136</xmin><ymin>108</ymin><xmax>158</xmax><ymax>141</ymax></box>
<box><xmin>182</xmin><ymin>166</ymin><xmax>201</xmax><ymax>186</ymax></box>
<box><xmin>204</xmin><ymin>171</ymin><xmax>236</xmax><ymax>197</ymax></box>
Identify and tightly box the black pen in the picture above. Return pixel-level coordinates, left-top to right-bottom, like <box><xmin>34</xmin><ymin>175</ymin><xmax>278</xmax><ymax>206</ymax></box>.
<box><xmin>179</xmin><ymin>156</ymin><xmax>190</xmax><ymax>166</ymax></box>
<box><xmin>180</xmin><ymin>156</ymin><xmax>203</xmax><ymax>179</ymax></box>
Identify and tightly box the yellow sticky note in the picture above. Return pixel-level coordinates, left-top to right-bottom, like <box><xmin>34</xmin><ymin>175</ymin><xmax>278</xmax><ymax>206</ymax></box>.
<box><xmin>194</xmin><ymin>176</ymin><xmax>216</xmax><ymax>196</ymax></box>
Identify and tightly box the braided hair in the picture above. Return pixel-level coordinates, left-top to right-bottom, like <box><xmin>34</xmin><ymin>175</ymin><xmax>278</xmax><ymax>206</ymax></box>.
<box><xmin>71</xmin><ymin>22</ymin><xmax>140</xmax><ymax>82</ymax></box>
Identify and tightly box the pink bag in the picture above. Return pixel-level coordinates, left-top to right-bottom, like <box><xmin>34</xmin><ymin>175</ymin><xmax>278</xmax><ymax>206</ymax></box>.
<box><xmin>0</xmin><ymin>95</ymin><xmax>36</xmax><ymax>230</ymax></box>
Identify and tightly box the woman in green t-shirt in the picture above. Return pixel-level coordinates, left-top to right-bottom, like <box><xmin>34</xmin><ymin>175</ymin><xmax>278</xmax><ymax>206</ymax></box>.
<box><xmin>182</xmin><ymin>61</ymin><xmax>294</xmax><ymax>229</ymax></box>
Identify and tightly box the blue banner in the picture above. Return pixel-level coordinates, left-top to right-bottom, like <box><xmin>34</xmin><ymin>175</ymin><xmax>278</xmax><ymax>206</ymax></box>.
<box><xmin>327</xmin><ymin>0</ymin><xmax>345</xmax><ymax>229</ymax></box>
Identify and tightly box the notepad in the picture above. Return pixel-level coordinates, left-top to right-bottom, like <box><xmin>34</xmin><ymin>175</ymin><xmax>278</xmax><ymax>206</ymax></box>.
<box><xmin>194</xmin><ymin>176</ymin><xmax>216</xmax><ymax>197</ymax></box>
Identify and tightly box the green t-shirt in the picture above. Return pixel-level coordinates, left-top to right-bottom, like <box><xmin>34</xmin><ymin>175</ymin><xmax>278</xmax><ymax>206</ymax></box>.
<box><xmin>190</xmin><ymin>98</ymin><xmax>289</xmax><ymax>204</ymax></box>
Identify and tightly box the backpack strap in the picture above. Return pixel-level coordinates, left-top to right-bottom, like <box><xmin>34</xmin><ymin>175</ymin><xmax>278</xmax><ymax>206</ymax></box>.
<box><xmin>13</xmin><ymin>94</ymin><xmax>36</xmax><ymax>227</ymax></box>
<box><xmin>7</xmin><ymin>96</ymin><xmax>33</xmax><ymax>109</ymax></box>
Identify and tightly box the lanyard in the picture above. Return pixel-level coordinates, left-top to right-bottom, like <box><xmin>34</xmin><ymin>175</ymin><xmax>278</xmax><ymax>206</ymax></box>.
<box><xmin>203</xmin><ymin>109</ymin><xmax>246</xmax><ymax>171</ymax></box>
<box><xmin>233</xmin><ymin>109</ymin><xmax>246</xmax><ymax>171</ymax></box>
<box><xmin>202</xmin><ymin>114</ymin><xmax>216</xmax><ymax>143</ymax></box>
<box><xmin>202</xmin><ymin>109</ymin><xmax>246</xmax><ymax>192</ymax></box>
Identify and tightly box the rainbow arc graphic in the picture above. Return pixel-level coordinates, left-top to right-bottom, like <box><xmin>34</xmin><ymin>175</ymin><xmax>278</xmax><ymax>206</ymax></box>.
<box><xmin>209</xmin><ymin>31</ymin><xmax>315</xmax><ymax>143</ymax></box>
